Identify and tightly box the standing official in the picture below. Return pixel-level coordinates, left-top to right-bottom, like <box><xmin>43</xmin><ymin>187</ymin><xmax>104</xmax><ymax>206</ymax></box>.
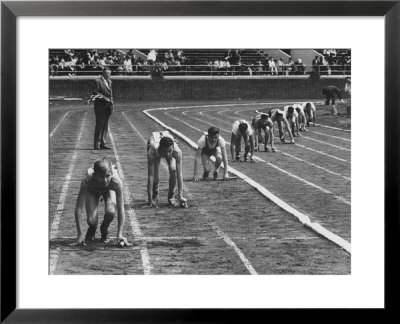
<box><xmin>322</xmin><ymin>85</ymin><xmax>344</xmax><ymax>116</ymax></box>
<box><xmin>93</xmin><ymin>67</ymin><xmax>113</xmax><ymax>150</ymax></box>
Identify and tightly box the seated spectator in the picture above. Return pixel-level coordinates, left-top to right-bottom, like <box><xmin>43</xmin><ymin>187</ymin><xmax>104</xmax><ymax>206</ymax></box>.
<box><xmin>99</xmin><ymin>54</ymin><xmax>107</xmax><ymax>67</ymax></box>
<box><xmin>286</xmin><ymin>57</ymin><xmax>295</xmax><ymax>75</ymax></box>
<box><xmin>277</xmin><ymin>57</ymin><xmax>285</xmax><ymax>75</ymax></box>
<box><xmin>213</xmin><ymin>58</ymin><xmax>222</xmax><ymax>75</ymax></box>
<box><xmin>147</xmin><ymin>49</ymin><xmax>157</xmax><ymax>65</ymax></box>
<box><xmin>295</xmin><ymin>58</ymin><xmax>305</xmax><ymax>75</ymax></box>
<box><xmin>255</xmin><ymin>59</ymin><xmax>263</xmax><ymax>75</ymax></box>
<box><xmin>312</xmin><ymin>55</ymin><xmax>320</xmax><ymax>75</ymax></box>
<box><xmin>321</xmin><ymin>56</ymin><xmax>331</xmax><ymax>75</ymax></box>
<box><xmin>221</xmin><ymin>58</ymin><xmax>231</xmax><ymax>75</ymax></box>
<box><xmin>123</xmin><ymin>55</ymin><xmax>133</xmax><ymax>75</ymax></box>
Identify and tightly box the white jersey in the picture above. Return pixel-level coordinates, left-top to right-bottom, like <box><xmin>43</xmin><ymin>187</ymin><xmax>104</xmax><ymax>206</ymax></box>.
<box><xmin>292</xmin><ymin>103</ymin><xmax>304</xmax><ymax>113</ymax></box>
<box><xmin>283</xmin><ymin>105</ymin><xmax>298</xmax><ymax>118</ymax></box>
<box><xmin>301</xmin><ymin>102</ymin><xmax>316</xmax><ymax>112</ymax></box>
<box><xmin>149</xmin><ymin>131</ymin><xmax>175</xmax><ymax>149</ymax></box>
<box><xmin>231</xmin><ymin>120</ymin><xmax>253</xmax><ymax>136</ymax></box>
<box><xmin>147</xmin><ymin>131</ymin><xmax>180</xmax><ymax>160</ymax></box>
<box><xmin>198</xmin><ymin>134</ymin><xmax>226</xmax><ymax>149</ymax></box>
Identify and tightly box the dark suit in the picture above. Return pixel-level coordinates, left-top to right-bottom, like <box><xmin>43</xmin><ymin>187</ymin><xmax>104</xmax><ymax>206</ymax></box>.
<box><xmin>322</xmin><ymin>86</ymin><xmax>342</xmax><ymax>105</ymax></box>
<box><xmin>93</xmin><ymin>76</ymin><xmax>113</xmax><ymax>149</ymax></box>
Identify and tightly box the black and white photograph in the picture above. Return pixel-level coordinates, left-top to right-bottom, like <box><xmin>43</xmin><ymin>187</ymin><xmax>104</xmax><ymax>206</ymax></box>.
<box><xmin>4</xmin><ymin>3</ymin><xmax>394</xmax><ymax>317</ymax></box>
<box><xmin>49</xmin><ymin>48</ymin><xmax>352</xmax><ymax>275</ymax></box>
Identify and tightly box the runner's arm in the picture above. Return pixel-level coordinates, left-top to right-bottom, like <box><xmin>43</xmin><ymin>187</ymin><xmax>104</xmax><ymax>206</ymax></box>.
<box><xmin>221</xmin><ymin>146</ymin><xmax>230</xmax><ymax>178</ymax></box>
<box><xmin>230</xmin><ymin>133</ymin><xmax>236</xmax><ymax>161</ymax></box>
<box><xmin>175</xmin><ymin>151</ymin><xmax>185</xmax><ymax>201</ymax></box>
<box><xmin>147</xmin><ymin>153</ymin><xmax>155</xmax><ymax>206</ymax></box>
<box><xmin>115</xmin><ymin>186</ymin><xmax>126</xmax><ymax>240</ymax></box>
<box><xmin>74</xmin><ymin>181</ymin><xmax>86</xmax><ymax>243</ymax></box>
<box><xmin>193</xmin><ymin>147</ymin><xmax>202</xmax><ymax>180</ymax></box>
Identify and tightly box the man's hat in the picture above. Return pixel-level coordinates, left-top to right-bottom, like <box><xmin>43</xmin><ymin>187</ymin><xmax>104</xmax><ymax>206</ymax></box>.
<box><xmin>208</xmin><ymin>127</ymin><xmax>220</xmax><ymax>135</ymax></box>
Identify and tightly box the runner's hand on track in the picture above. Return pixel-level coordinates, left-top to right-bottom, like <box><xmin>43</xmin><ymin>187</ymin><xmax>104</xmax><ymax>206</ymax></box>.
<box><xmin>117</xmin><ymin>236</ymin><xmax>132</xmax><ymax>248</ymax></box>
<box><xmin>193</xmin><ymin>177</ymin><xmax>200</xmax><ymax>182</ymax></box>
<box><xmin>223</xmin><ymin>174</ymin><xmax>230</xmax><ymax>180</ymax></box>
<box><xmin>250</xmin><ymin>157</ymin><xmax>255</xmax><ymax>163</ymax></box>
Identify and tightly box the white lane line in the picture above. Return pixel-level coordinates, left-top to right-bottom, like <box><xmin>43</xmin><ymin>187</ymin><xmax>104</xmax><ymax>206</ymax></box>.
<box><xmin>253</xmin><ymin>155</ymin><xmax>351</xmax><ymax>206</ymax></box>
<box><xmin>143</xmin><ymin>108</ymin><xmax>351</xmax><ymax>254</ymax></box>
<box><xmin>124</xmin><ymin>112</ymin><xmax>258</xmax><ymax>275</ymax></box>
<box><xmin>295</xmin><ymin>143</ymin><xmax>350</xmax><ymax>163</ymax></box>
<box><xmin>49</xmin><ymin>112</ymin><xmax>87</xmax><ymax>274</ymax></box>
<box><xmin>308</xmin><ymin>130</ymin><xmax>351</xmax><ymax>142</ymax></box>
<box><xmin>109</xmin><ymin>130</ymin><xmax>153</xmax><ymax>275</ymax></box>
<box><xmin>49</xmin><ymin>111</ymin><xmax>69</xmax><ymax>138</ymax></box>
<box><xmin>277</xmin><ymin>150</ymin><xmax>351</xmax><ymax>181</ymax></box>
<box><xmin>53</xmin><ymin>235</ymin><xmax>320</xmax><ymax>242</ymax></box>
<box><xmin>314</xmin><ymin>123</ymin><xmax>351</xmax><ymax>132</ymax></box>
<box><xmin>301</xmin><ymin>136</ymin><xmax>351</xmax><ymax>152</ymax></box>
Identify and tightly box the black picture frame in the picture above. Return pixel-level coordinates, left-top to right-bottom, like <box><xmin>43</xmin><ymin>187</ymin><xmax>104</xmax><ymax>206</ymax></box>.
<box><xmin>1</xmin><ymin>1</ymin><xmax>399</xmax><ymax>322</ymax></box>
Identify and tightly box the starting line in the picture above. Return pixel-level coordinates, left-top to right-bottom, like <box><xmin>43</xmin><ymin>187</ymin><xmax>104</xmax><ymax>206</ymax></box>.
<box><xmin>143</xmin><ymin>105</ymin><xmax>351</xmax><ymax>254</ymax></box>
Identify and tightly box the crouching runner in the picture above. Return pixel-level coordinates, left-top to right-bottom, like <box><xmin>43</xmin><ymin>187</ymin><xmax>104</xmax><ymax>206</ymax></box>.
<box><xmin>74</xmin><ymin>157</ymin><xmax>131</xmax><ymax>247</ymax></box>
<box><xmin>147</xmin><ymin>131</ymin><xmax>188</xmax><ymax>208</ymax></box>
<box><xmin>252</xmin><ymin>113</ymin><xmax>276</xmax><ymax>152</ymax></box>
<box><xmin>230</xmin><ymin>119</ymin><xmax>255</xmax><ymax>162</ymax></box>
<box><xmin>193</xmin><ymin>126</ymin><xmax>230</xmax><ymax>181</ymax></box>
<box><xmin>301</xmin><ymin>101</ymin><xmax>317</xmax><ymax>127</ymax></box>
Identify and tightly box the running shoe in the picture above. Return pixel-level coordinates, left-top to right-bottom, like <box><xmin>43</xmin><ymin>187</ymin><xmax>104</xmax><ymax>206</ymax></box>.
<box><xmin>100</xmin><ymin>223</ymin><xmax>110</xmax><ymax>243</ymax></box>
<box><xmin>202</xmin><ymin>171</ymin><xmax>210</xmax><ymax>180</ymax></box>
<box><xmin>85</xmin><ymin>225</ymin><xmax>97</xmax><ymax>242</ymax></box>
<box><xmin>213</xmin><ymin>171</ymin><xmax>218</xmax><ymax>180</ymax></box>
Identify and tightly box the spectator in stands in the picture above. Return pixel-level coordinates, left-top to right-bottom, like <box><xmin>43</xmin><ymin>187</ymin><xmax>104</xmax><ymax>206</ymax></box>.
<box><xmin>147</xmin><ymin>49</ymin><xmax>157</xmax><ymax>65</ymax></box>
<box><xmin>221</xmin><ymin>58</ymin><xmax>231</xmax><ymax>75</ymax></box>
<box><xmin>99</xmin><ymin>54</ymin><xmax>107</xmax><ymax>67</ymax></box>
<box><xmin>268</xmin><ymin>57</ymin><xmax>278</xmax><ymax>75</ymax></box>
<box><xmin>295</xmin><ymin>58</ymin><xmax>305</xmax><ymax>75</ymax></box>
<box><xmin>126</xmin><ymin>49</ymin><xmax>135</xmax><ymax>62</ymax></box>
<box><xmin>213</xmin><ymin>58</ymin><xmax>222</xmax><ymax>75</ymax></box>
<box><xmin>312</xmin><ymin>56</ymin><xmax>320</xmax><ymax>75</ymax></box>
<box><xmin>255</xmin><ymin>59</ymin><xmax>264</xmax><ymax>76</ymax></box>
<box><xmin>321</xmin><ymin>56</ymin><xmax>331</xmax><ymax>75</ymax></box>
<box><xmin>287</xmin><ymin>57</ymin><xmax>295</xmax><ymax>75</ymax></box>
<box><xmin>123</xmin><ymin>55</ymin><xmax>133</xmax><ymax>75</ymax></box>
<box><xmin>277</xmin><ymin>57</ymin><xmax>285</xmax><ymax>75</ymax></box>
<box><xmin>75</xmin><ymin>56</ymin><xmax>86</xmax><ymax>75</ymax></box>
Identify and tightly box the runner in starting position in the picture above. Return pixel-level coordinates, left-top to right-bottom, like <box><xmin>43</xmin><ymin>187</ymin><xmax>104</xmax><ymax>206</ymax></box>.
<box><xmin>147</xmin><ymin>131</ymin><xmax>188</xmax><ymax>208</ymax></box>
<box><xmin>251</xmin><ymin>113</ymin><xmax>276</xmax><ymax>152</ymax></box>
<box><xmin>193</xmin><ymin>126</ymin><xmax>230</xmax><ymax>181</ymax></box>
<box><xmin>301</xmin><ymin>101</ymin><xmax>317</xmax><ymax>127</ymax></box>
<box><xmin>74</xmin><ymin>157</ymin><xmax>131</xmax><ymax>247</ymax></box>
<box><xmin>269</xmin><ymin>108</ymin><xmax>295</xmax><ymax>144</ymax></box>
<box><xmin>230</xmin><ymin>119</ymin><xmax>255</xmax><ymax>162</ymax></box>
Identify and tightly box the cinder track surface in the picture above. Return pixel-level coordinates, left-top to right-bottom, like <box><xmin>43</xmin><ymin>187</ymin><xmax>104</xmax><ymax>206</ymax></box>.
<box><xmin>49</xmin><ymin>99</ymin><xmax>351</xmax><ymax>275</ymax></box>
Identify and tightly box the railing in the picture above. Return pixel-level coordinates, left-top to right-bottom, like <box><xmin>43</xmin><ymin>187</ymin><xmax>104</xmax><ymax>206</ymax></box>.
<box><xmin>49</xmin><ymin>64</ymin><xmax>351</xmax><ymax>77</ymax></box>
